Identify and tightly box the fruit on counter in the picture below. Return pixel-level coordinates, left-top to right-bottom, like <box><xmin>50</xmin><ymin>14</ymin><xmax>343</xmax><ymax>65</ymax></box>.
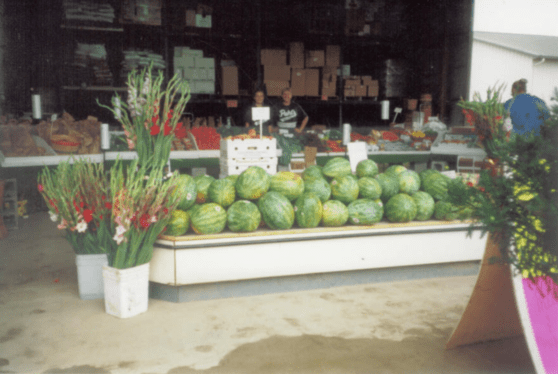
<box><xmin>235</xmin><ymin>166</ymin><xmax>271</xmax><ymax>200</ymax></box>
<box><xmin>325</xmin><ymin>140</ymin><xmax>346</xmax><ymax>152</ymax></box>
<box><xmin>358</xmin><ymin>177</ymin><xmax>382</xmax><ymax>200</ymax></box>
<box><xmin>194</xmin><ymin>174</ymin><xmax>216</xmax><ymax>203</ymax></box>
<box><xmin>419</xmin><ymin>169</ymin><xmax>440</xmax><ymax>184</ymax></box>
<box><xmin>434</xmin><ymin>200</ymin><xmax>460</xmax><ymax>221</ymax></box>
<box><xmin>421</xmin><ymin>171</ymin><xmax>451</xmax><ymax>201</ymax></box>
<box><xmin>302</xmin><ymin>165</ymin><xmax>324</xmax><ymax>182</ymax></box>
<box><xmin>375</xmin><ymin>173</ymin><xmax>400</xmax><ymax>203</ymax></box>
<box><xmin>381</xmin><ymin>131</ymin><xmax>399</xmax><ymax>141</ymax></box>
<box><xmin>189</xmin><ymin>126</ymin><xmax>221</xmax><ymax>150</ymax></box>
<box><xmin>330</xmin><ymin>175</ymin><xmax>359</xmax><ymax>204</ymax></box>
<box><xmin>348</xmin><ymin>199</ymin><xmax>384</xmax><ymax>225</ymax></box>
<box><xmin>350</xmin><ymin>132</ymin><xmax>374</xmax><ymax>143</ymax></box>
<box><xmin>294</xmin><ymin>192</ymin><xmax>323</xmax><ymax>229</ymax></box>
<box><xmin>209</xmin><ymin>178</ymin><xmax>236</xmax><ymax>208</ymax></box>
<box><xmin>270</xmin><ymin>171</ymin><xmax>305</xmax><ymax>202</ymax></box>
<box><xmin>412</xmin><ymin>191</ymin><xmax>436</xmax><ymax>221</ymax></box>
<box><xmin>385</xmin><ymin>193</ymin><xmax>418</xmax><ymax>223</ymax></box>
<box><xmin>385</xmin><ymin>164</ymin><xmax>407</xmax><ymax>177</ymax></box>
<box><xmin>174</xmin><ymin>174</ymin><xmax>198</xmax><ymax>211</ymax></box>
<box><xmin>356</xmin><ymin>159</ymin><xmax>379</xmax><ymax>178</ymax></box>
<box><xmin>165</xmin><ymin>209</ymin><xmax>190</xmax><ymax>236</ymax></box>
<box><xmin>304</xmin><ymin>178</ymin><xmax>332</xmax><ymax>203</ymax></box>
<box><xmin>258</xmin><ymin>191</ymin><xmax>295</xmax><ymax>230</ymax></box>
<box><xmin>398</xmin><ymin>170</ymin><xmax>421</xmax><ymax>195</ymax></box>
<box><xmin>189</xmin><ymin>203</ymin><xmax>227</xmax><ymax>234</ymax></box>
<box><xmin>322</xmin><ymin>157</ymin><xmax>352</xmax><ymax>179</ymax></box>
<box><xmin>411</xmin><ymin>131</ymin><xmax>425</xmax><ymax>138</ymax></box>
<box><xmin>226</xmin><ymin>200</ymin><xmax>262</xmax><ymax>232</ymax></box>
<box><xmin>321</xmin><ymin>200</ymin><xmax>349</xmax><ymax>227</ymax></box>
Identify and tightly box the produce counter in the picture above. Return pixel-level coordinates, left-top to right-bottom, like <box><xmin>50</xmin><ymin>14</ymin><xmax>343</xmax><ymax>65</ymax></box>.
<box><xmin>148</xmin><ymin>220</ymin><xmax>486</xmax><ymax>302</ymax></box>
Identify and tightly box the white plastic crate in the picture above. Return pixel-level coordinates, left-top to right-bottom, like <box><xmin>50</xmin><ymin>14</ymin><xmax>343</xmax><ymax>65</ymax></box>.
<box><xmin>220</xmin><ymin>138</ymin><xmax>277</xmax><ymax>162</ymax></box>
<box><xmin>220</xmin><ymin>159</ymin><xmax>277</xmax><ymax>177</ymax></box>
<box><xmin>103</xmin><ymin>263</ymin><xmax>150</xmax><ymax>319</ymax></box>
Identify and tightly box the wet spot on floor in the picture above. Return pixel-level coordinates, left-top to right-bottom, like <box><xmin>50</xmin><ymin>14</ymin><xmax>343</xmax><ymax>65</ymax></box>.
<box><xmin>31</xmin><ymin>309</ymin><xmax>46</xmax><ymax>314</ymax></box>
<box><xmin>232</xmin><ymin>327</ymin><xmax>257</xmax><ymax>338</ymax></box>
<box><xmin>42</xmin><ymin>365</ymin><xmax>111</xmax><ymax>374</ymax></box>
<box><xmin>194</xmin><ymin>345</ymin><xmax>213</xmax><ymax>352</ymax></box>
<box><xmin>0</xmin><ymin>358</ymin><xmax>9</xmax><ymax>366</ymax></box>
<box><xmin>319</xmin><ymin>292</ymin><xmax>335</xmax><ymax>300</ymax></box>
<box><xmin>118</xmin><ymin>361</ymin><xmax>135</xmax><ymax>368</ymax></box>
<box><xmin>24</xmin><ymin>347</ymin><xmax>37</xmax><ymax>358</ymax></box>
<box><xmin>0</xmin><ymin>327</ymin><xmax>23</xmax><ymax>343</ymax></box>
<box><xmin>385</xmin><ymin>300</ymin><xmax>412</xmax><ymax>308</ymax></box>
<box><xmin>363</xmin><ymin>286</ymin><xmax>384</xmax><ymax>293</ymax></box>
<box><xmin>284</xmin><ymin>318</ymin><xmax>300</xmax><ymax>327</ymax></box>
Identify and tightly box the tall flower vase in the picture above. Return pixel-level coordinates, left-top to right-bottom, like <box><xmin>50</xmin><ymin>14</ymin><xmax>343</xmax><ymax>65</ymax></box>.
<box><xmin>75</xmin><ymin>253</ymin><xmax>108</xmax><ymax>300</ymax></box>
<box><xmin>102</xmin><ymin>262</ymin><xmax>150</xmax><ymax>318</ymax></box>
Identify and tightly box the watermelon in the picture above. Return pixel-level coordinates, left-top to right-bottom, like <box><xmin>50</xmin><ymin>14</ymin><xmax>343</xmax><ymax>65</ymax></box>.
<box><xmin>304</xmin><ymin>178</ymin><xmax>331</xmax><ymax>203</ymax></box>
<box><xmin>422</xmin><ymin>172</ymin><xmax>451</xmax><ymax>201</ymax></box>
<box><xmin>294</xmin><ymin>192</ymin><xmax>323</xmax><ymax>228</ymax></box>
<box><xmin>190</xmin><ymin>203</ymin><xmax>227</xmax><ymax>234</ymax></box>
<box><xmin>270</xmin><ymin>171</ymin><xmax>305</xmax><ymax>201</ymax></box>
<box><xmin>358</xmin><ymin>177</ymin><xmax>382</xmax><ymax>200</ymax></box>
<box><xmin>257</xmin><ymin>191</ymin><xmax>295</xmax><ymax>230</ymax></box>
<box><xmin>225</xmin><ymin>174</ymin><xmax>239</xmax><ymax>185</ymax></box>
<box><xmin>226</xmin><ymin>200</ymin><xmax>262</xmax><ymax>232</ymax></box>
<box><xmin>235</xmin><ymin>166</ymin><xmax>271</xmax><ymax>200</ymax></box>
<box><xmin>412</xmin><ymin>191</ymin><xmax>435</xmax><ymax>221</ymax></box>
<box><xmin>208</xmin><ymin>179</ymin><xmax>236</xmax><ymax>208</ymax></box>
<box><xmin>164</xmin><ymin>209</ymin><xmax>190</xmax><ymax>236</ymax></box>
<box><xmin>330</xmin><ymin>175</ymin><xmax>359</xmax><ymax>204</ymax></box>
<box><xmin>398</xmin><ymin>170</ymin><xmax>421</xmax><ymax>195</ymax></box>
<box><xmin>348</xmin><ymin>199</ymin><xmax>384</xmax><ymax>225</ymax></box>
<box><xmin>321</xmin><ymin>200</ymin><xmax>349</xmax><ymax>227</ymax></box>
<box><xmin>302</xmin><ymin>165</ymin><xmax>324</xmax><ymax>182</ymax></box>
<box><xmin>174</xmin><ymin>174</ymin><xmax>197</xmax><ymax>211</ymax></box>
<box><xmin>375</xmin><ymin>173</ymin><xmax>400</xmax><ymax>203</ymax></box>
<box><xmin>322</xmin><ymin>157</ymin><xmax>352</xmax><ymax>178</ymax></box>
<box><xmin>385</xmin><ymin>193</ymin><xmax>418</xmax><ymax>223</ymax></box>
<box><xmin>434</xmin><ymin>200</ymin><xmax>460</xmax><ymax>221</ymax></box>
<box><xmin>385</xmin><ymin>164</ymin><xmax>407</xmax><ymax>177</ymax></box>
<box><xmin>194</xmin><ymin>175</ymin><xmax>215</xmax><ymax>204</ymax></box>
<box><xmin>356</xmin><ymin>159</ymin><xmax>379</xmax><ymax>178</ymax></box>
<box><xmin>419</xmin><ymin>169</ymin><xmax>440</xmax><ymax>185</ymax></box>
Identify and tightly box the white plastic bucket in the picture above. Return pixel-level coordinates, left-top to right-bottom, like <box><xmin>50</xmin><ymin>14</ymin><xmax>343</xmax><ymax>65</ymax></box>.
<box><xmin>102</xmin><ymin>263</ymin><xmax>150</xmax><ymax>318</ymax></box>
<box><xmin>75</xmin><ymin>253</ymin><xmax>108</xmax><ymax>300</ymax></box>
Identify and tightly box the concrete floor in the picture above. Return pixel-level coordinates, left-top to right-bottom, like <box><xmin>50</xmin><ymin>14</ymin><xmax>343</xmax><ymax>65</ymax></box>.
<box><xmin>0</xmin><ymin>212</ymin><xmax>536</xmax><ymax>374</ymax></box>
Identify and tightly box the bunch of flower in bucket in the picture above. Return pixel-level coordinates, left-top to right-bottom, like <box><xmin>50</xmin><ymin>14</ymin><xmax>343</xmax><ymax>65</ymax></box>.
<box><xmin>38</xmin><ymin>159</ymin><xmax>113</xmax><ymax>255</ymax></box>
<box><xmin>99</xmin><ymin>65</ymin><xmax>191</xmax><ymax>172</ymax></box>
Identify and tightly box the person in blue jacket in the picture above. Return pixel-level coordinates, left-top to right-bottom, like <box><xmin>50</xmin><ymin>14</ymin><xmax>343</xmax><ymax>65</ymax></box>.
<box><xmin>504</xmin><ymin>79</ymin><xmax>550</xmax><ymax>136</ymax></box>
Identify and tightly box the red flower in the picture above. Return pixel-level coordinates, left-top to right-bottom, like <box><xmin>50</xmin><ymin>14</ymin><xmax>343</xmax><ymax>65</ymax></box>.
<box><xmin>83</xmin><ymin>209</ymin><xmax>93</xmax><ymax>223</ymax></box>
<box><xmin>163</xmin><ymin>208</ymin><xmax>169</xmax><ymax>215</ymax></box>
<box><xmin>38</xmin><ymin>184</ymin><xmax>44</xmax><ymax>192</ymax></box>
<box><xmin>467</xmin><ymin>182</ymin><xmax>474</xmax><ymax>187</ymax></box>
<box><xmin>152</xmin><ymin>115</ymin><xmax>159</xmax><ymax>126</ymax></box>
<box><xmin>163</xmin><ymin>120</ymin><xmax>172</xmax><ymax>136</ymax></box>
<box><xmin>167</xmin><ymin>110</ymin><xmax>174</xmax><ymax>119</ymax></box>
<box><xmin>479</xmin><ymin>187</ymin><xmax>486</xmax><ymax>192</ymax></box>
<box><xmin>150</xmin><ymin>124</ymin><xmax>161</xmax><ymax>136</ymax></box>
<box><xmin>105</xmin><ymin>202</ymin><xmax>112</xmax><ymax>210</ymax></box>
<box><xmin>139</xmin><ymin>214</ymin><xmax>151</xmax><ymax>229</ymax></box>
<box><xmin>174</xmin><ymin>122</ymin><xmax>187</xmax><ymax>139</ymax></box>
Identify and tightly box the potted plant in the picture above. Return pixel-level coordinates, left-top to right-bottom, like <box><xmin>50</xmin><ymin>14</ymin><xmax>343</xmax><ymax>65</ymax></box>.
<box><xmin>38</xmin><ymin>159</ymin><xmax>113</xmax><ymax>300</ymax></box>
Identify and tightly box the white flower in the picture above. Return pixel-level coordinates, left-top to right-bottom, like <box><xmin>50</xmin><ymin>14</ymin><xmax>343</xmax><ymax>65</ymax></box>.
<box><xmin>113</xmin><ymin>225</ymin><xmax>127</xmax><ymax>245</ymax></box>
<box><xmin>49</xmin><ymin>211</ymin><xmax>58</xmax><ymax>222</ymax></box>
<box><xmin>503</xmin><ymin>117</ymin><xmax>513</xmax><ymax>132</ymax></box>
<box><xmin>75</xmin><ymin>220</ymin><xmax>87</xmax><ymax>233</ymax></box>
<box><xmin>150</xmin><ymin>215</ymin><xmax>157</xmax><ymax>223</ymax></box>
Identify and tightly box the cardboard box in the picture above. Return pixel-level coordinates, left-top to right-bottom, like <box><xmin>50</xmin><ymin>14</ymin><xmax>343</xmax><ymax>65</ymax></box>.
<box><xmin>344</xmin><ymin>86</ymin><xmax>356</xmax><ymax>97</ymax></box>
<box><xmin>185</xmin><ymin>9</ymin><xmax>196</xmax><ymax>26</ymax></box>
<box><xmin>344</xmin><ymin>79</ymin><xmax>361</xmax><ymax>86</ymax></box>
<box><xmin>367</xmin><ymin>84</ymin><xmax>379</xmax><ymax>97</ymax></box>
<box><xmin>304</xmin><ymin>69</ymin><xmax>320</xmax><ymax>96</ymax></box>
<box><xmin>305</xmin><ymin>50</ymin><xmax>325</xmax><ymax>68</ymax></box>
<box><xmin>321</xmin><ymin>79</ymin><xmax>337</xmax><ymax>97</ymax></box>
<box><xmin>221</xmin><ymin>66</ymin><xmax>238</xmax><ymax>95</ymax></box>
<box><xmin>264</xmin><ymin>65</ymin><xmax>291</xmax><ymax>81</ymax></box>
<box><xmin>355</xmin><ymin>85</ymin><xmax>367</xmax><ymax>97</ymax></box>
<box><xmin>291</xmin><ymin>69</ymin><xmax>306</xmax><ymax>96</ymax></box>
<box><xmin>265</xmin><ymin>80</ymin><xmax>290</xmax><ymax>96</ymax></box>
<box><xmin>290</xmin><ymin>42</ymin><xmax>305</xmax><ymax>68</ymax></box>
<box><xmin>261</xmin><ymin>49</ymin><xmax>287</xmax><ymax>66</ymax></box>
<box><xmin>325</xmin><ymin>45</ymin><xmax>341</xmax><ymax>67</ymax></box>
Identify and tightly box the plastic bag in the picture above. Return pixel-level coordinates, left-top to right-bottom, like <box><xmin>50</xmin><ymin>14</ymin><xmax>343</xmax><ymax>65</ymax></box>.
<box><xmin>423</xmin><ymin>116</ymin><xmax>447</xmax><ymax>132</ymax></box>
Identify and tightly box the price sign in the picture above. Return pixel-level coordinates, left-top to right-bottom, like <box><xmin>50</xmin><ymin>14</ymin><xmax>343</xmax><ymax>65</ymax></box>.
<box><xmin>226</xmin><ymin>100</ymin><xmax>238</xmax><ymax>108</ymax></box>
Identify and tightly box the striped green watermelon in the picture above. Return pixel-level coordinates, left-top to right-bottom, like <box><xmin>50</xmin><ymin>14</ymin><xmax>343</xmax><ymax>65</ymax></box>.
<box><xmin>174</xmin><ymin>174</ymin><xmax>197</xmax><ymax>211</ymax></box>
<box><xmin>164</xmin><ymin>209</ymin><xmax>190</xmax><ymax>236</ymax></box>
<box><xmin>385</xmin><ymin>164</ymin><xmax>407</xmax><ymax>177</ymax></box>
<box><xmin>235</xmin><ymin>166</ymin><xmax>271</xmax><ymax>200</ymax></box>
<box><xmin>270</xmin><ymin>171</ymin><xmax>305</xmax><ymax>201</ymax></box>
<box><xmin>348</xmin><ymin>199</ymin><xmax>384</xmax><ymax>225</ymax></box>
<box><xmin>226</xmin><ymin>200</ymin><xmax>262</xmax><ymax>232</ymax></box>
<box><xmin>225</xmin><ymin>174</ymin><xmax>239</xmax><ymax>185</ymax></box>
<box><xmin>209</xmin><ymin>179</ymin><xmax>236</xmax><ymax>208</ymax></box>
<box><xmin>398</xmin><ymin>170</ymin><xmax>421</xmax><ymax>195</ymax></box>
<box><xmin>422</xmin><ymin>172</ymin><xmax>451</xmax><ymax>201</ymax></box>
<box><xmin>304</xmin><ymin>178</ymin><xmax>331</xmax><ymax>203</ymax></box>
<box><xmin>257</xmin><ymin>191</ymin><xmax>295</xmax><ymax>230</ymax></box>
<box><xmin>356</xmin><ymin>159</ymin><xmax>379</xmax><ymax>178</ymax></box>
<box><xmin>330</xmin><ymin>175</ymin><xmax>359</xmax><ymax>204</ymax></box>
<box><xmin>190</xmin><ymin>203</ymin><xmax>227</xmax><ymax>234</ymax></box>
<box><xmin>194</xmin><ymin>175</ymin><xmax>215</xmax><ymax>204</ymax></box>
<box><xmin>321</xmin><ymin>200</ymin><xmax>349</xmax><ymax>227</ymax></box>
<box><xmin>375</xmin><ymin>173</ymin><xmax>399</xmax><ymax>203</ymax></box>
<box><xmin>302</xmin><ymin>165</ymin><xmax>324</xmax><ymax>182</ymax></box>
<box><xmin>419</xmin><ymin>169</ymin><xmax>440</xmax><ymax>185</ymax></box>
<box><xmin>322</xmin><ymin>157</ymin><xmax>352</xmax><ymax>178</ymax></box>
<box><xmin>294</xmin><ymin>192</ymin><xmax>323</xmax><ymax>228</ymax></box>
<box><xmin>385</xmin><ymin>193</ymin><xmax>418</xmax><ymax>223</ymax></box>
<box><xmin>434</xmin><ymin>200</ymin><xmax>460</xmax><ymax>220</ymax></box>
<box><xmin>412</xmin><ymin>191</ymin><xmax>435</xmax><ymax>221</ymax></box>
<box><xmin>358</xmin><ymin>177</ymin><xmax>382</xmax><ymax>200</ymax></box>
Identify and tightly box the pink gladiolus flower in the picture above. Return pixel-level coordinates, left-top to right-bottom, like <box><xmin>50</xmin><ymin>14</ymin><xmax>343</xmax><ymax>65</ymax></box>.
<box><xmin>127</xmin><ymin>138</ymin><xmax>135</xmax><ymax>150</ymax></box>
<box><xmin>38</xmin><ymin>184</ymin><xmax>44</xmax><ymax>192</ymax></box>
<box><xmin>57</xmin><ymin>219</ymin><xmax>68</xmax><ymax>230</ymax></box>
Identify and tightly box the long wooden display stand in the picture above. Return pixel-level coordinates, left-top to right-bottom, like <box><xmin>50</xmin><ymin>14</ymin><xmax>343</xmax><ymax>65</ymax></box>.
<box><xmin>149</xmin><ymin>220</ymin><xmax>486</xmax><ymax>302</ymax></box>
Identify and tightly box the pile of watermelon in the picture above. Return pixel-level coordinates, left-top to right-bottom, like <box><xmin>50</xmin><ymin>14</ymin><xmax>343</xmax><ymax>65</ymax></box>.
<box><xmin>164</xmin><ymin>157</ymin><xmax>474</xmax><ymax>236</ymax></box>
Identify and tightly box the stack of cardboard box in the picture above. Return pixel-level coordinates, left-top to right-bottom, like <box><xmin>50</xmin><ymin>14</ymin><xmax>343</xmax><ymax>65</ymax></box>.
<box><xmin>174</xmin><ymin>47</ymin><xmax>215</xmax><ymax>94</ymax></box>
<box><xmin>343</xmin><ymin>75</ymin><xmax>379</xmax><ymax>98</ymax></box>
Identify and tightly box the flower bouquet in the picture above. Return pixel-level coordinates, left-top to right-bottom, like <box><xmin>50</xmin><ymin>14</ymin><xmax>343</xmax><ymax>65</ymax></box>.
<box><xmin>99</xmin><ymin>65</ymin><xmax>191</xmax><ymax>172</ymax></box>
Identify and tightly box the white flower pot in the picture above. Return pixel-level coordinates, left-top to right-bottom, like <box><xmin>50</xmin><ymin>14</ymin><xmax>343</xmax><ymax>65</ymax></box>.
<box><xmin>102</xmin><ymin>263</ymin><xmax>150</xmax><ymax>318</ymax></box>
<box><xmin>75</xmin><ymin>253</ymin><xmax>108</xmax><ymax>300</ymax></box>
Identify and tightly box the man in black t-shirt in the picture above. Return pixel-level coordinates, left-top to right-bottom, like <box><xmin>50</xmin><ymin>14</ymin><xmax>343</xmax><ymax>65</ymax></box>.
<box><xmin>270</xmin><ymin>87</ymin><xmax>308</xmax><ymax>133</ymax></box>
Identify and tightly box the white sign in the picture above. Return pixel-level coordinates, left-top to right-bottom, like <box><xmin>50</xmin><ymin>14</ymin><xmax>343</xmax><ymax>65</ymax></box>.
<box><xmin>347</xmin><ymin>142</ymin><xmax>368</xmax><ymax>173</ymax></box>
<box><xmin>251</xmin><ymin>107</ymin><xmax>270</xmax><ymax>121</ymax></box>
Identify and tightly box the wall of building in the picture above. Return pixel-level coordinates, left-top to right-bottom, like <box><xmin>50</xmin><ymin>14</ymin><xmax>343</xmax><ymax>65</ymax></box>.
<box><xmin>532</xmin><ymin>59</ymin><xmax>558</xmax><ymax>105</ymax></box>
